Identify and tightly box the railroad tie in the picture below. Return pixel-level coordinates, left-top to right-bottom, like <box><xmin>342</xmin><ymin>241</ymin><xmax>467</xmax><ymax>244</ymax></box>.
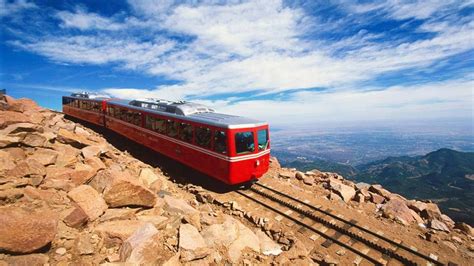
<box><xmin>322</xmin><ymin>219</ymin><xmax>355</xmax><ymax>248</ymax></box>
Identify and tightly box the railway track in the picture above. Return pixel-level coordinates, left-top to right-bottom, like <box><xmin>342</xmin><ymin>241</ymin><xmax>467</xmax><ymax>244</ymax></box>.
<box><xmin>236</xmin><ymin>182</ymin><xmax>445</xmax><ymax>266</ymax></box>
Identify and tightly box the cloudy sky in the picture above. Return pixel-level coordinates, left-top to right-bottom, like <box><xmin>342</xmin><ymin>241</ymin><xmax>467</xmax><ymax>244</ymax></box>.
<box><xmin>1</xmin><ymin>0</ymin><xmax>473</xmax><ymax>127</ymax></box>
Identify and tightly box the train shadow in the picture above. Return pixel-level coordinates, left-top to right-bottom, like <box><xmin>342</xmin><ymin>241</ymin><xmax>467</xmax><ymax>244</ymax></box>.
<box><xmin>66</xmin><ymin>116</ymin><xmax>238</xmax><ymax>194</ymax></box>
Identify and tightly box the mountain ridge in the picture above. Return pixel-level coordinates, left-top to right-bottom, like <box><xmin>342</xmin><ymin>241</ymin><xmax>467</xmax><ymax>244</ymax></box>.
<box><xmin>284</xmin><ymin>148</ymin><xmax>474</xmax><ymax>225</ymax></box>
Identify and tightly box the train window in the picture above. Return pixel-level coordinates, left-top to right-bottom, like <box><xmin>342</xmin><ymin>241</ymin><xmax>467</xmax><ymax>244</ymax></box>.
<box><xmin>145</xmin><ymin>116</ymin><xmax>166</xmax><ymax>134</ymax></box>
<box><xmin>62</xmin><ymin>97</ymin><xmax>73</xmax><ymax>106</ymax></box>
<box><xmin>167</xmin><ymin>120</ymin><xmax>179</xmax><ymax>138</ymax></box>
<box><xmin>107</xmin><ymin>106</ymin><xmax>113</xmax><ymax>116</ymax></box>
<box><xmin>128</xmin><ymin>110</ymin><xmax>141</xmax><ymax>126</ymax></box>
<box><xmin>145</xmin><ymin>116</ymin><xmax>153</xmax><ymax>130</ymax></box>
<box><xmin>196</xmin><ymin>126</ymin><xmax>211</xmax><ymax>148</ymax></box>
<box><xmin>179</xmin><ymin>123</ymin><xmax>193</xmax><ymax>142</ymax></box>
<box><xmin>155</xmin><ymin>118</ymin><xmax>166</xmax><ymax>133</ymax></box>
<box><xmin>235</xmin><ymin>131</ymin><xmax>255</xmax><ymax>154</ymax></box>
<box><xmin>91</xmin><ymin>102</ymin><xmax>101</xmax><ymax>112</ymax></box>
<box><xmin>257</xmin><ymin>129</ymin><xmax>269</xmax><ymax>151</ymax></box>
<box><xmin>214</xmin><ymin>131</ymin><xmax>227</xmax><ymax>154</ymax></box>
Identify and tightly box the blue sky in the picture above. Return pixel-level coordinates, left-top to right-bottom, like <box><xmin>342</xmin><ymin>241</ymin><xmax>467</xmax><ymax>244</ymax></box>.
<box><xmin>0</xmin><ymin>0</ymin><xmax>473</xmax><ymax>128</ymax></box>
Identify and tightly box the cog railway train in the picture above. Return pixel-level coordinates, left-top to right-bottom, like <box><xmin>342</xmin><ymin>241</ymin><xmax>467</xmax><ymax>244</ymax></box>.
<box><xmin>62</xmin><ymin>92</ymin><xmax>270</xmax><ymax>185</ymax></box>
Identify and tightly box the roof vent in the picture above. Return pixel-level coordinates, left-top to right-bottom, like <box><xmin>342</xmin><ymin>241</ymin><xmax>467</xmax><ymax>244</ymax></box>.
<box><xmin>129</xmin><ymin>99</ymin><xmax>215</xmax><ymax>116</ymax></box>
<box><xmin>71</xmin><ymin>91</ymin><xmax>110</xmax><ymax>99</ymax></box>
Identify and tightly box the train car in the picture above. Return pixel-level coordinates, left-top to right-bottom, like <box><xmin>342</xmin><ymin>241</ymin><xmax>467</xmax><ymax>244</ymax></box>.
<box><xmin>62</xmin><ymin>92</ymin><xmax>110</xmax><ymax>126</ymax></box>
<box><xmin>62</xmin><ymin>93</ymin><xmax>270</xmax><ymax>185</ymax></box>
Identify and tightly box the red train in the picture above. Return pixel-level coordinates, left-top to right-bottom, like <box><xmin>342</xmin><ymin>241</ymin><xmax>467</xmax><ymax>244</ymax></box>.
<box><xmin>62</xmin><ymin>92</ymin><xmax>270</xmax><ymax>185</ymax></box>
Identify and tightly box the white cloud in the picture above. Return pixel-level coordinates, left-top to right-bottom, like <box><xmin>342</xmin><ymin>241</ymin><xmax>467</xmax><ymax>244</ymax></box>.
<box><xmin>11</xmin><ymin>1</ymin><xmax>473</xmax><ymax>97</ymax></box>
<box><xmin>5</xmin><ymin>0</ymin><xmax>473</xmax><ymax>125</ymax></box>
<box><xmin>127</xmin><ymin>0</ymin><xmax>176</xmax><ymax>17</ymax></box>
<box><xmin>346</xmin><ymin>0</ymin><xmax>471</xmax><ymax>20</ymax></box>
<box><xmin>10</xmin><ymin>35</ymin><xmax>175</xmax><ymax>70</ymax></box>
<box><xmin>217</xmin><ymin>79</ymin><xmax>474</xmax><ymax>126</ymax></box>
<box><xmin>56</xmin><ymin>8</ymin><xmax>126</xmax><ymax>31</ymax></box>
<box><xmin>0</xmin><ymin>0</ymin><xmax>36</xmax><ymax>17</ymax></box>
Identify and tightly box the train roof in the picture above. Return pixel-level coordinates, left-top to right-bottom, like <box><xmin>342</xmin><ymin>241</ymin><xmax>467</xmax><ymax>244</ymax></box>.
<box><xmin>64</xmin><ymin>94</ymin><xmax>267</xmax><ymax>129</ymax></box>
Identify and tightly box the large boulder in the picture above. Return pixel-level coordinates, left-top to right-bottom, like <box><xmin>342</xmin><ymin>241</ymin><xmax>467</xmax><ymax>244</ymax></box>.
<box><xmin>454</xmin><ymin>222</ymin><xmax>473</xmax><ymax>236</ymax></box>
<box><xmin>369</xmin><ymin>192</ymin><xmax>385</xmax><ymax>204</ymax></box>
<box><xmin>6</xmin><ymin>98</ymin><xmax>41</xmax><ymax>113</ymax></box>
<box><xmin>295</xmin><ymin>171</ymin><xmax>305</xmax><ymax>180</ymax></box>
<box><xmin>429</xmin><ymin>219</ymin><xmax>450</xmax><ymax>232</ymax></box>
<box><xmin>164</xmin><ymin>195</ymin><xmax>200</xmax><ymax>228</ymax></box>
<box><xmin>0</xmin><ymin>150</ymin><xmax>16</xmax><ymax>175</ymax></box>
<box><xmin>63</xmin><ymin>207</ymin><xmax>89</xmax><ymax>228</ymax></box>
<box><xmin>42</xmin><ymin>166</ymin><xmax>77</xmax><ymax>191</ymax></box>
<box><xmin>75</xmin><ymin>233</ymin><xmax>95</xmax><ymax>255</ymax></box>
<box><xmin>119</xmin><ymin>223</ymin><xmax>160</xmax><ymax>264</ymax></box>
<box><xmin>329</xmin><ymin>180</ymin><xmax>356</xmax><ymax>202</ymax></box>
<box><xmin>369</xmin><ymin>184</ymin><xmax>392</xmax><ymax>199</ymax></box>
<box><xmin>0</xmin><ymin>122</ymin><xmax>42</xmax><ymax>135</ymax></box>
<box><xmin>94</xmin><ymin>220</ymin><xmax>147</xmax><ymax>246</ymax></box>
<box><xmin>52</xmin><ymin>144</ymin><xmax>80</xmax><ymax>167</ymax></box>
<box><xmin>21</xmin><ymin>133</ymin><xmax>47</xmax><ymax>147</ymax></box>
<box><xmin>381</xmin><ymin>198</ymin><xmax>418</xmax><ymax>225</ymax></box>
<box><xmin>201</xmin><ymin>216</ymin><xmax>239</xmax><ymax>247</ymax></box>
<box><xmin>29</xmin><ymin>148</ymin><xmax>59</xmax><ymax>166</ymax></box>
<box><xmin>71</xmin><ymin>163</ymin><xmax>98</xmax><ymax>185</ymax></box>
<box><xmin>256</xmin><ymin>230</ymin><xmax>282</xmax><ymax>256</ymax></box>
<box><xmin>8</xmin><ymin>158</ymin><xmax>46</xmax><ymax>179</ymax></box>
<box><xmin>420</xmin><ymin>203</ymin><xmax>443</xmax><ymax>221</ymax></box>
<box><xmin>3</xmin><ymin>147</ymin><xmax>26</xmax><ymax>161</ymax></box>
<box><xmin>407</xmin><ymin>200</ymin><xmax>428</xmax><ymax>213</ymax></box>
<box><xmin>0</xmin><ymin>135</ymin><xmax>22</xmax><ymax>148</ymax></box>
<box><xmin>179</xmin><ymin>223</ymin><xmax>210</xmax><ymax>262</ymax></box>
<box><xmin>56</xmin><ymin>128</ymin><xmax>94</xmax><ymax>148</ymax></box>
<box><xmin>68</xmin><ymin>185</ymin><xmax>108</xmax><ymax>221</ymax></box>
<box><xmin>81</xmin><ymin>145</ymin><xmax>103</xmax><ymax>159</ymax></box>
<box><xmin>104</xmin><ymin>176</ymin><xmax>157</xmax><ymax>208</ymax></box>
<box><xmin>0</xmin><ymin>206</ymin><xmax>58</xmax><ymax>253</ymax></box>
<box><xmin>42</xmin><ymin>166</ymin><xmax>95</xmax><ymax>191</ymax></box>
<box><xmin>278</xmin><ymin>169</ymin><xmax>293</xmax><ymax>179</ymax></box>
<box><xmin>0</xmin><ymin>111</ymin><xmax>31</xmax><ymax>129</ymax></box>
<box><xmin>228</xmin><ymin>218</ymin><xmax>260</xmax><ymax>263</ymax></box>
<box><xmin>138</xmin><ymin>168</ymin><xmax>160</xmax><ymax>187</ymax></box>
<box><xmin>89</xmin><ymin>169</ymin><xmax>116</xmax><ymax>193</ymax></box>
<box><xmin>201</xmin><ymin>215</ymin><xmax>261</xmax><ymax>262</ymax></box>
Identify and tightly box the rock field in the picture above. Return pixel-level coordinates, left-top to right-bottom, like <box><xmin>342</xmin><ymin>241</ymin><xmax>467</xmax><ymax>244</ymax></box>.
<box><xmin>0</xmin><ymin>95</ymin><xmax>473</xmax><ymax>265</ymax></box>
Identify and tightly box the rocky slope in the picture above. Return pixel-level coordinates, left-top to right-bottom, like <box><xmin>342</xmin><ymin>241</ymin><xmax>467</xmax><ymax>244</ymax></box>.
<box><xmin>0</xmin><ymin>95</ymin><xmax>473</xmax><ymax>265</ymax></box>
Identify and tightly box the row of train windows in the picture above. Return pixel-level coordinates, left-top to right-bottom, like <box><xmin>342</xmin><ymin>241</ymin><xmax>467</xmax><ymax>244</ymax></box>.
<box><xmin>63</xmin><ymin>98</ymin><xmax>102</xmax><ymax>112</ymax></box>
<box><xmin>106</xmin><ymin>106</ymin><xmax>227</xmax><ymax>154</ymax></box>
<box><xmin>107</xmin><ymin>106</ymin><xmax>141</xmax><ymax>126</ymax></box>
<box><xmin>145</xmin><ymin>116</ymin><xmax>227</xmax><ymax>154</ymax></box>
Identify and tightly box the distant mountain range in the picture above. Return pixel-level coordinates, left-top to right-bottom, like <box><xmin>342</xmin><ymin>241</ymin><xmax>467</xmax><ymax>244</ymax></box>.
<box><xmin>284</xmin><ymin>148</ymin><xmax>474</xmax><ymax>225</ymax></box>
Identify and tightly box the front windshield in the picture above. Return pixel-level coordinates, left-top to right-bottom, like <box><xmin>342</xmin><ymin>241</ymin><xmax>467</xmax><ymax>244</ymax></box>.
<box><xmin>235</xmin><ymin>131</ymin><xmax>255</xmax><ymax>154</ymax></box>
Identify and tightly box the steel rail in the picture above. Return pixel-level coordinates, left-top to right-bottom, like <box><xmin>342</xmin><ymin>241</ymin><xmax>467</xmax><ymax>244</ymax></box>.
<box><xmin>235</xmin><ymin>190</ymin><xmax>385</xmax><ymax>266</ymax></box>
<box><xmin>253</xmin><ymin>182</ymin><xmax>443</xmax><ymax>265</ymax></box>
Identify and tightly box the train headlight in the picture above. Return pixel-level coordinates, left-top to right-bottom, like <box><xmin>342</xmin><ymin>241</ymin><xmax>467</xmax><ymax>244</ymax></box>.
<box><xmin>256</xmin><ymin>160</ymin><xmax>260</xmax><ymax>166</ymax></box>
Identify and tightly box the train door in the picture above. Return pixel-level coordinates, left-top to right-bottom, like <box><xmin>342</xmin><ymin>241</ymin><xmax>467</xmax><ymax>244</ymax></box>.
<box><xmin>211</xmin><ymin>128</ymin><xmax>229</xmax><ymax>180</ymax></box>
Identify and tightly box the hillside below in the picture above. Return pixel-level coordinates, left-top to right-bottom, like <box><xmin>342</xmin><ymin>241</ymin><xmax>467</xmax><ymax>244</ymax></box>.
<box><xmin>0</xmin><ymin>95</ymin><xmax>473</xmax><ymax>265</ymax></box>
<box><xmin>284</xmin><ymin>149</ymin><xmax>474</xmax><ymax>225</ymax></box>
